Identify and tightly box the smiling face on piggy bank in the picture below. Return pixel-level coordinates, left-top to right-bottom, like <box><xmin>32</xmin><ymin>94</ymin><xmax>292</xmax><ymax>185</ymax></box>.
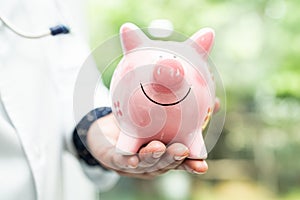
<box><xmin>110</xmin><ymin>23</ymin><xmax>216</xmax><ymax>159</ymax></box>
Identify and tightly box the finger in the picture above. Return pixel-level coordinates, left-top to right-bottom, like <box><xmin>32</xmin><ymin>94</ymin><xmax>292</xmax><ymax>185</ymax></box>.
<box><xmin>91</xmin><ymin>141</ymin><xmax>139</xmax><ymax>171</ymax></box>
<box><xmin>154</xmin><ymin>143</ymin><xmax>189</xmax><ymax>171</ymax></box>
<box><xmin>138</xmin><ymin>141</ymin><xmax>166</xmax><ymax>167</ymax></box>
<box><xmin>111</xmin><ymin>152</ymin><xmax>140</xmax><ymax>170</ymax></box>
<box><xmin>179</xmin><ymin>159</ymin><xmax>208</xmax><ymax>174</ymax></box>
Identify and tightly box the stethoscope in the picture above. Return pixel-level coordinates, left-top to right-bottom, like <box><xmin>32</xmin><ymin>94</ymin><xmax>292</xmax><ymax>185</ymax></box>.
<box><xmin>0</xmin><ymin>15</ymin><xmax>70</xmax><ymax>39</ymax></box>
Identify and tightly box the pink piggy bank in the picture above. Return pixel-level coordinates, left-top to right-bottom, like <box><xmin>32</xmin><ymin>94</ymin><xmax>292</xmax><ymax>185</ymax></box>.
<box><xmin>110</xmin><ymin>23</ymin><xmax>216</xmax><ymax>159</ymax></box>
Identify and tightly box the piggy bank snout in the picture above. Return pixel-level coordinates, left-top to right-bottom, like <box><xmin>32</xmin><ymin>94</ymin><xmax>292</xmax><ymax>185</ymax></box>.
<box><xmin>153</xmin><ymin>59</ymin><xmax>184</xmax><ymax>90</ymax></box>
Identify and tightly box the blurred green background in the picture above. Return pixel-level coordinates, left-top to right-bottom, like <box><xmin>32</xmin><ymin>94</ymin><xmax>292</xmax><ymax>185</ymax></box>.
<box><xmin>86</xmin><ymin>0</ymin><xmax>300</xmax><ymax>199</ymax></box>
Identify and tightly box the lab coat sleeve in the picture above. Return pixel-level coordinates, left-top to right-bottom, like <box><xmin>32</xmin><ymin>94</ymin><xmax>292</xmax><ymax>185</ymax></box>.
<box><xmin>64</xmin><ymin>82</ymin><xmax>119</xmax><ymax>192</ymax></box>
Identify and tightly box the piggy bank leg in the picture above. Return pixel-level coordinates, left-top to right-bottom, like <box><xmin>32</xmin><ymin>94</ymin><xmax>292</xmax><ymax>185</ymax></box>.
<box><xmin>116</xmin><ymin>131</ymin><xmax>144</xmax><ymax>155</ymax></box>
<box><xmin>187</xmin><ymin>130</ymin><xmax>207</xmax><ymax>159</ymax></box>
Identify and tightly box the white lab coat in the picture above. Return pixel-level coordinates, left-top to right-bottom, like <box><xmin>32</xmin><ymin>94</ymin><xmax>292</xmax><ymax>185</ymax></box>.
<box><xmin>0</xmin><ymin>0</ymin><xmax>119</xmax><ymax>199</ymax></box>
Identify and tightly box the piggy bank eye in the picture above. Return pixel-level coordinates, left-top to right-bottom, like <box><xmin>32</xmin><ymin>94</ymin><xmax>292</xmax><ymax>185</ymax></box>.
<box><xmin>159</xmin><ymin>55</ymin><xmax>163</xmax><ymax>59</ymax></box>
<box><xmin>173</xmin><ymin>55</ymin><xmax>177</xmax><ymax>58</ymax></box>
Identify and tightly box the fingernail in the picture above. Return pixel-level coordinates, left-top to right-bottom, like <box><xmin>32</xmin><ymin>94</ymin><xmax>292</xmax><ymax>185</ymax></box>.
<box><xmin>174</xmin><ymin>155</ymin><xmax>187</xmax><ymax>161</ymax></box>
<box><xmin>174</xmin><ymin>146</ymin><xmax>189</xmax><ymax>160</ymax></box>
<box><xmin>192</xmin><ymin>170</ymin><xmax>206</xmax><ymax>175</ymax></box>
<box><xmin>126</xmin><ymin>163</ymin><xmax>138</xmax><ymax>168</ymax></box>
<box><xmin>176</xmin><ymin>146</ymin><xmax>189</xmax><ymax>154</ymax></box>
<box><xmin>128</xmin><ymin>164</ymin><xmax>137</xmax><ymax>169</ymax></box>
<box><xmin>153</xmin><ymin>151</ymin><xmax>164</xmax><ymax>158</ymax></box>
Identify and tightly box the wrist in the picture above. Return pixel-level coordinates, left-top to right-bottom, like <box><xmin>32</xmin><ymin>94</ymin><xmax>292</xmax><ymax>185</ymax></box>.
<box><xmin>73</xmin><ymin>107</ymin><xmax>112</xmax><ymax>169</ymax></box>
<box><xmin>86</xmin><ymin>112</ymin><xmax>120</xmax><ymax>171</ymax></box>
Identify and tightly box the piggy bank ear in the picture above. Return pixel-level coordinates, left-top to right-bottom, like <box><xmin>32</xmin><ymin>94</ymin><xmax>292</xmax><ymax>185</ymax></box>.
<box><xmin>120</xmin><ymin>23</ymin><xmax>149</xmax><ymax>54</ymax></box>
<box><xmin>188</xmin><ymin>28</ymin><xmax>215</xmax><ymax>57</ymax></box>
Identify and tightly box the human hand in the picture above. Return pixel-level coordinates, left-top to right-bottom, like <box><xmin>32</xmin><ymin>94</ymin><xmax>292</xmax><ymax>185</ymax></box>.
<box><xmin>86</xmin><ymin>113</ymin><xmax>208</xmax><ymax>179</ymax></box>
